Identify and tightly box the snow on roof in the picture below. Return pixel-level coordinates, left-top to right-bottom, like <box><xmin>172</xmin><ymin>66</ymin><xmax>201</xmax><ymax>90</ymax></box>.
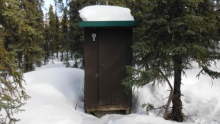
<box><xmin>79</xmin><ymin>5</ymin><xmax>134</xmax><ymax>21</ymax></box>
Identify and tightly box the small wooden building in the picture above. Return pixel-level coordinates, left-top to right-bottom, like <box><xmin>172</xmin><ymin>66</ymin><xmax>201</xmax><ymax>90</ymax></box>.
<box><xmin>79</xmin><ymin>21</ymin><xmax>137</xmax><ymax>114</ymax></box>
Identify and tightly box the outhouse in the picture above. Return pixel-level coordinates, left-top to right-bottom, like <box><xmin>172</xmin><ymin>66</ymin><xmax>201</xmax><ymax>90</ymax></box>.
<box><xmin>79</xmin><ymin>5</ymin><xmax>137</xmax><ymax>115</ymax></box>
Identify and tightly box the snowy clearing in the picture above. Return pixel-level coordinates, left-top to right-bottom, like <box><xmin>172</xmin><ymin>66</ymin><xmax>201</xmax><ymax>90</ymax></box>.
<box><xmin>13</xmin><ymin>60</ymin><xmax>220</xmax><ymax>124</ymax></box>
<box><xmin>79</xmin><ymin>5</ymin><xmax>134</xmax><ymax>21</ymax></box>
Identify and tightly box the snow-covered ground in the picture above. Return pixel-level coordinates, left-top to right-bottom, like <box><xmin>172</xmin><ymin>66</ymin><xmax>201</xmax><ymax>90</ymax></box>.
<box><xmin>13</xmin><ymin>59</ymin><xmax>220</xmax><ymax>124</ymax></box>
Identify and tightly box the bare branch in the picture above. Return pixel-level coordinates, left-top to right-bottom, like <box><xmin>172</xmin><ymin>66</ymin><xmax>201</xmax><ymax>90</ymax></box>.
<box><xmin>157</xmin><ymin>68</ymin><xmax>174</xmax><ymax>119</ymax></box>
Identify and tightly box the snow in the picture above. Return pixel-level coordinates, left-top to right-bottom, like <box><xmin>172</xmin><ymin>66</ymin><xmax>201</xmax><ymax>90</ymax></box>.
<box><xmin>79</xmin><ymin>5</ymin><xmax>134</xmax><ymax>21</ymax></box>
<box><xmin>16</xmin><ymin>68</ymin><xmax>85</xmax><ymax>124</ymax></box>
<box><xmin>8</xmin><ymin>59</ymin><xmax>220</xmax><ymax>124</ymax></box>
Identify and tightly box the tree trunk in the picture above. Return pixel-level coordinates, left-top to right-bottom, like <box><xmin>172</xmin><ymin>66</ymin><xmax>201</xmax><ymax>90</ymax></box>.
<box><xmin>56</xmin><ymin>50</ymin><xmax>58</xmax><ymax>58</ymax></box>
<box><xmin>44</xmin><ymin>56</ymin><xmax>47</xmax><ymax>65</ymax></box>
<box><xmin>169</xmin><ymin>56</ymin><xmax>183</xmax><ymax>122</ymax></box>
<box><xmin>18</xmin><ymin>52</ymin><xmax>23</xmax><ymax>67</ymax></box>
<box><xmin>24</xmin><ymin>54</ymin><xmax>34</xmax><ymax>72</ymax></box>
<box><xmin>70</xmin><ymin>50</ymin><xmax>73</xmax><ymax>60</ymax></box>
<box><xmin>66</xmin><ymin>50</ymin><xmax>69</xmax><ymax>60</ymax></box>
<box><xmin>82</xmin><ymin>57</ymin><xmax>85</xmax><ymax>68</ymax></box>
<box><xmin>61</xmin><ymin>51</ymin><xmax>63</xmax><ymax>61</ymax></box>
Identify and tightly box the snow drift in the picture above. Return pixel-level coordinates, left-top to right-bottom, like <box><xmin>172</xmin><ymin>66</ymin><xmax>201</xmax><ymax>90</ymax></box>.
<box><xmin>13</xmin><ymin>60</ymin><xmax>220</xmax><ymax>124</ymax></box>
<box><xmin>79</xmin><ymin>5</ymin><xmax>134</xmax><ymax>21</ymax></box>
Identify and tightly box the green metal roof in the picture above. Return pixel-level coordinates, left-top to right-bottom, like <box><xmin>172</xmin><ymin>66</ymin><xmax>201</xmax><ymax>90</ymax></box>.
<box><xmin>79</xmin><ymin>21</ymin><xmax>137</xmax><ymax>27</ymax></box>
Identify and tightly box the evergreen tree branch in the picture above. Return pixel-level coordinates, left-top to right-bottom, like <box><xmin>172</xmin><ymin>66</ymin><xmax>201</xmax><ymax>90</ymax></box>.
<box><xmin>197</xmin><ymin>66</ymin><xmax>220</xmax><ymax>79</ymax></box>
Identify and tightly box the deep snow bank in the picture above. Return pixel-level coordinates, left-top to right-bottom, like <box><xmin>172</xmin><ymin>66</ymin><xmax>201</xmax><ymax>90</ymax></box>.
<box><xmin>132</xmin><ymin>62</ymin><xmax>220</xmax><ymax>124</ymax></box>
<box><xmin>15</xmin><ymin>61</ymin><xmax>220</xmax><ymax>124</ymax></box>
<box><xmin>16</xmin><ymin>68</ymin><xmax>85</xmax><ymax>124</ymax></box>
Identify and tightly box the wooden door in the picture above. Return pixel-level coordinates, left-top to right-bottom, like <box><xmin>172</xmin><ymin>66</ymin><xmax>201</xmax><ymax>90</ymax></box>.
<box><xmin>98</xmin><ymin>28</ymin><xmax>130</xmax><ymax>105</ymax></box>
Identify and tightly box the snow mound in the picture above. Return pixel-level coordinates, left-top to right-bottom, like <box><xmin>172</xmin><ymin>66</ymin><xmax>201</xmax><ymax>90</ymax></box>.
<box><xmin>16</xmin><ymin>68</ymin><xmax>85</xmax><ymax>124</ymax></box>
<box><xmin>14</xmin><ymin>60</ymin><xmax>220</xmax><ymax>124</ymax></box>
<box><xmin>79</xmin><ymin>5</ymin><xmax>134</xmax><ymax>21</ymax></box>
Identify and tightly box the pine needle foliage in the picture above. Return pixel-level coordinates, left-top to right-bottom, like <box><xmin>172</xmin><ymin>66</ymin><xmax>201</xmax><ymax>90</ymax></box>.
<box><xmin>123</xmin><ymin>0</ymin><xmax>220</xmax><ymax>122</ymax></box>
<box><xmin>68</xmin><ymin>0</ymin><xmax>86</xmax><ymax>68</ymax></box>
<box><xmin>47</xmin><ymin>5</ymin><xmax>58</xmax><ymax>60</ymax></box>
<box><xmin>0</xmin><ymin>0</ymin><xmax>43</xmax><ymax>123</ymax></box>
<box><xmin>17</xmin><ymin>0</ymin><xmax>44</xmax><ymax>72</ymax></box>
<box><xmin>0</xmin><ymin>25</ymin><xmax>28</xmax><ymax>124</ymax></box>
<box><xmin>1</xmin><ymin>0</ymin><xmax>44</xmax><ymax>72</ymax></box>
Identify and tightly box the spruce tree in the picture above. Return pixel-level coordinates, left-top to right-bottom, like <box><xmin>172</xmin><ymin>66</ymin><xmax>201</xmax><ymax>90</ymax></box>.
<box><xmin>123</xmin><ymin>0</ymin><xmax>220</xmax><ymax>122</ymax></box>
<box><xmin>48</xmin><ymin>5</ymin><xmax>57</xmax><ymax>61</ymax></box>
<box><xmin>54</xmin><ymin>0</ymin><xmax>70</xmax><ymax>62</ymax></box>
<box><xmin>43</xmin><ymin>24</ymin><xmax>50</xmax><ymax>65</ymax></box>
<box><xmin>0</xmin><ymin>1</ymin><xmax>29</xmax><ymax>123</ymax></box>
<box><xmin>69</xmin><ymin>0</ymin><xmax>85</xmax><ymax>67</ymax></box>
<box><xmin>55</xmin><ymin>14</ymin><xmax>60</xmax><ymax>58</ymax></box>
<box><xmin>0</xmin><ymin>35</ymin><xmax>28</xmax><ymax>124</ymax></box>
<box><xmin>60</xmin><ymin>7</ymin><xmax>69</xmax><ymax>62</ymax></box>
<box><xmin>15</xmin><ymin>0</ymin><xmax>44</xmax><ymax>72</ymax></box>
<box><xmin>107</xmin><ymin>0</ymin><xmax>127</xmax><ymax>6</ymax></box>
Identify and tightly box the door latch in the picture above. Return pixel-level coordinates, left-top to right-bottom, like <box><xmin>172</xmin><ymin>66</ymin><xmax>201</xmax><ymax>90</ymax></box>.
<box><xmin>92</xmin><ymin>33</ymin><xmax>96</xmax><ymax>41</ymax></box>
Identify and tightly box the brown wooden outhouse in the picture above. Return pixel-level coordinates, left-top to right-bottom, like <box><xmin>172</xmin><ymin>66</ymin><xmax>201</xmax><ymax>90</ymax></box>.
<box><xmin>79</xmin><ymin>21</ymin><xmax>137</xmax><ymax>114</ymax></box>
